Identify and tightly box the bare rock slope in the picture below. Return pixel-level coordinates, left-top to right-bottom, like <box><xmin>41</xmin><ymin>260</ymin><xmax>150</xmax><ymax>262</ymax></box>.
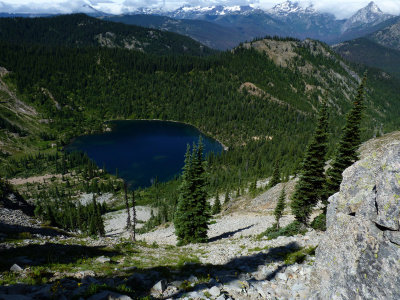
<box><xmin>312</xmin><ymin>139</ymin><xmax>400</xmax><ymax>299</ymax></box>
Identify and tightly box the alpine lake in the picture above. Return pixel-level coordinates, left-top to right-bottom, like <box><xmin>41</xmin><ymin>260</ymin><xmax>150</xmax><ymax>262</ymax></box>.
<box><xmin>66</xmin><ymin>120</ymin><xmax>224</xmax><ymax>188</ymax></box>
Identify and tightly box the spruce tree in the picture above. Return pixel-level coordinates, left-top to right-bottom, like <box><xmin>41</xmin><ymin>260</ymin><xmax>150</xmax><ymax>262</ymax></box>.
<box><xmin>174</xmin><ymin>140</ymin><xmax>210</xmax><ymax>245</ymax></box>
<box><xmin>291</xmin><ymin>102</ymin><xmax>329</xmax><ymax>225</ymax></box>
<box><xmin>212</xmin><ymin>191</ymin><xmax>221</xmax><ymax>215</ymax></box>
<box><xmin>274</xmin><ymin>186</ymin><xmax>286</xmax><ymax>229</ymax></box>
<box><xmin>323</xmin><ymin>75</ymin><xmax>367</xmax><ymax>203</ymax></box>
<box><xmin>268</xmin><ymin>159</ymin><xmax>281</xmax><ymax>189</ymax></box>
<box><xmin>250</xmin><ymin>178</ymin><xmax>257</xmax><ymax>196</ymax></box>
<box><xmin>224</xmin><ymin>190</ymin><xmax>230</xmax><ymax>205</ymax></box>
<box><xmin>96</xmin><ymin>204</ymin><xmax>105</xmax><ymax>236</ymax></box>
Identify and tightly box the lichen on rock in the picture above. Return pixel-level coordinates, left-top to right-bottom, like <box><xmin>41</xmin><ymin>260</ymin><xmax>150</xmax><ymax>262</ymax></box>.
<box><xmin>311</xmin><ymin>141</ymin><xmax>400</xmax><ymax>299</ymax></box>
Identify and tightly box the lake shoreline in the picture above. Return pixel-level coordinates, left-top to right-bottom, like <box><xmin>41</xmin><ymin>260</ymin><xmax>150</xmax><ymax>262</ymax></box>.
<box><xmin>66</xmin><ymin>119</ymin><xmax>226</xmax><ymax>188</ymax></box>
<box><xmin>105</xmin><ymin>118</ymin><xmax>229</xmax><ymax>151</ymax></box>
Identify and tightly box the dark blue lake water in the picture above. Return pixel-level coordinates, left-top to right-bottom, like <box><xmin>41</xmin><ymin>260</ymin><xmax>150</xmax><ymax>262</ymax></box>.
<box><xmin>66</xmin><ymin>120</ymin><xmax>223</xmax><ymax>188</ymax></box>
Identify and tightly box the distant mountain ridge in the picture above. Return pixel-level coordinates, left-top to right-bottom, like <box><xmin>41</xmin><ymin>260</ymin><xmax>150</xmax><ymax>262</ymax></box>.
<box><xmin>105</xmin><ymin>1</ymin><xmax>397</xmax><ymax>48</ymax></box>
<box><xmin>341</xmin><ymin>1</ymin><xmax>393</xmax><ymax>33</ymax></box>
<box><xmin>0</xmin><ymin>14</ymin><xmax>214</xmax><ymax>56</ymax></box>
<box><xmin>1</xmin><ymin>1</ymin><xmax>398</xmax><ymax>50</ymax></box>
<box><xmin>103</xmin><ymin>14</ymin><xmax>247</xmax><ymax>50</ymax></box>
<box><xmin>333</xmin><ymin>16</ymin><xmax>400</xmax><ymax>78</ymax></box>
<box><xmin>333</xmin><ymin>37</ymin><xmax>400</xmax><ymax>78</ymax></box>
<box><xmin>368</xmin><ymin>16</ymin><xmax>400</xmax><ymax>50</ymax></box>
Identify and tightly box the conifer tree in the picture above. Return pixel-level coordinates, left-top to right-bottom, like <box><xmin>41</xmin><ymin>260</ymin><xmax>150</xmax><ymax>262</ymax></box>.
<box><xmin>89</xmin><ymin>214</ymin><xmax>96</xmax><ymax>235</ymax></box>
<box><xmin>224</xmin><ymin>190</ymin><xmax>230</xmax><ymax>205</ymax></box>
<box><xmin>96</xmin><ymin>203</ymin><xmax>105</xmax><ymax>236</ymax></box>
<box><xmin>323</xmin><ymin>75</ymin><xmax>367</xmax><ymax>203</ymax></box>
<box><xmin>274</xmin><ymin>186</ymin><xmax>286</xmax><ymax>229</ymax></box>
<box><xmin>212</xmin><ymin>191</ymin><xmax>221</xmax><ymax>215</ymax></box>
<box><xmin>268</xmin><ymin>159</ymin><xmax>281</xmax><ymax>189</ymax></box>
<box><xmin>174</xmin><ymin>139</ymin><xmax>210</xmax><ymax>245</ymax></box>
<box><xmin>250</xmin><ymin>178</ymin><xmax>257</xmax><ymax>196</ymax></box>
<box><xmin>291</xmin><ymin>102</ymin><xmax>329</xmax><ymax>225</ymax></box>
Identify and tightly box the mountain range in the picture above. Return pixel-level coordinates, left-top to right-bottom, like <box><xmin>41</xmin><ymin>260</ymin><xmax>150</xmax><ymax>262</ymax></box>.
<box><xmin>102</xmin><ymin>1</ymin><xmax>397</xmax><ymax>49</ymax></box>
<box><xmin>1</xmin><ymin>1</ymin><xmax>398</xmax><ymax>50</ymax></box>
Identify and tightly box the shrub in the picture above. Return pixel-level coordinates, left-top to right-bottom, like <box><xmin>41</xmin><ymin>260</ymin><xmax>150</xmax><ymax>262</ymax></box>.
<box><xmin>311</xmin><ymin>213</ymin><xmax>326</xmax><ymax>231</ymax></box>
<box><xmin>257</xmin><ymin>221</ymin><xmax>307</xmax><ymax>240</ymax></box>
<box><xmin>283</xmin><ymin>246</ymin><xmax>317</xmax><ymax>265</ymax></box>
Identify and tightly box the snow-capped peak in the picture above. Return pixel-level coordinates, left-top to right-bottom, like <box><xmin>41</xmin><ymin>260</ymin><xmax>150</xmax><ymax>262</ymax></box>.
<box><xmin>166</xmin><ymin>5</ymin><xmax>255</xmax><ymax>19</ymax></box>
<box><xmin>366</xmin><ymin>1</ymin><xmax>382</xmax><ymax>14</ymax></box>
<box><xmin>268</xmin><ymin>1</ymin><xmax>315</xmax><ymax>17</ymax></box>
<box><xmin>342</xmin><ymin>1</ymin><xmax>393</xmax><ymax>33</ymax></box>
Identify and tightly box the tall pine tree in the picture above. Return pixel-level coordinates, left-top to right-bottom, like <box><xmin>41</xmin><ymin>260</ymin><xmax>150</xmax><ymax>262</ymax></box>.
<box><xmin>174</xmin><ymin>139</ymin><xmax>210</xmax><ymax>245</ymax></box>
<box><xmin>291</xmin><ymin>102</ymin><xmax>329</xmax><ymax>225</ymax></box>
<box><xmin>323</xmin><ymin>75</ymin><xmax>367</xmax><ymax>203</ymax></box>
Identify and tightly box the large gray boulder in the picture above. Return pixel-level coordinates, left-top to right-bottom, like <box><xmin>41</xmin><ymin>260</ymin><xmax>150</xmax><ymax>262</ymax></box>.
<box><xmin>312</xmin><ymin>141</ymin><xmax>400</xmax><ymax>299</ymax></box>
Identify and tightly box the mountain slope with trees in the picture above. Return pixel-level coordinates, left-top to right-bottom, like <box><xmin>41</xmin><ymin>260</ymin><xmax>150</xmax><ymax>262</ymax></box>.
<box><xmin>333</xmin><ymin>38</ymin><xmax>400</xmax><ymax>78</ymax></box>
<box><xmin>1</xmin><ymin>15</ymin><xmax>400</xmax><ymax>225</ymax></box>
<box><xmin>103</xmin><ymin>14</ymin><xmax>247</xmax><ymax>50</ymax></box>
<box><xmin>367</xmin><ymin>16</ymin><xmax>400</xmax><ymax>50</ymax></box>
<box><xmin>0</xmin><ymin>14</ymin><xmax>214</xmax><ymax>56</ymax></box>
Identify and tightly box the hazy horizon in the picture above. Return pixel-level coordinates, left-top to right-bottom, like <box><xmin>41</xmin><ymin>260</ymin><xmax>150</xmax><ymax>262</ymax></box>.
<box><xmin>0</xmin><ymin>0</ymin><xmax>399</xmax><ymax>19</ymax></box>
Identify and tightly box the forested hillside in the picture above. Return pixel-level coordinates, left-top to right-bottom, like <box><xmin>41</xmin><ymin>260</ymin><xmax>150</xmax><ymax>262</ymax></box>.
<box><xmin>0</xmin><ymin>14</ymin><xmax>214</xmax><ymax>56</ymax></box>
<box><xmin>1</xmin><ymin>14</ymin><xmax>400</xmax><ymax>203</ymax></box>
<box><xmin>333</xmin><ymin>38</ymin><xmax>400</xmax><ymax>78</ymax></box>
<box><xmin>103</xmin><ymin>14</ymin><xmax>246</xmax><ymax>50</ymax></box>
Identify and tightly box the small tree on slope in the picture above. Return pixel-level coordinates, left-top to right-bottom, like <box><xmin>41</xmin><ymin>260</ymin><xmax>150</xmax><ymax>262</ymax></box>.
<box><xmin>274</xmin><ymin>186</ymin><xmax>286</xmax><ymax>229</ymax></box>
<box><xmin>268</xmin><ymin>159</ymin><xmax>281</xmax><ymax>189</ymax></box>
<box><xmin>291</xmin><ymin>102</ymin><xmax>329</xmax><ymax>225</ymax></box>
<box><xmin>323</xmin><ymin>75</ymin><xmax>367</xmax><ymax>205</ymax></box>
<box><xmin>174</xmin><ymin>140</ymin><xmax>210</xmax><ymax>245</ymax></box>
<box><xmin>212</xmin><ymin>191</ymin><xmax>221</xmax><ymax>215</ymax></box>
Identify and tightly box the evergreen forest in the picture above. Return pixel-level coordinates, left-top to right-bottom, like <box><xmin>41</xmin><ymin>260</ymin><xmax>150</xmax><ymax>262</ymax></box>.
<box><xmin>1</xmin><ymin>14</ymin><xmax>400</xmax><ymax>235</ymax></box>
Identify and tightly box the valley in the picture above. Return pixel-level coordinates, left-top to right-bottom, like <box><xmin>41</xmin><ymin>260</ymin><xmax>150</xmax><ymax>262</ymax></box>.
<box><xmin>1</xmin><ymin>3</ymin><xmax>400</xmax><ymax>299</ymax></box>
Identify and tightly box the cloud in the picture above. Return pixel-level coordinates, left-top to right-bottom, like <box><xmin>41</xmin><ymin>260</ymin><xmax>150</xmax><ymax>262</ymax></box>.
<box><xmin>0</xmin><ymin>0</ymin><xmax>399</xmax><ymax>18</ymax></box>
<box><xmin>0</xmin><ymin>0</ymin><xmax>93</xmax><ymax>14</ymax></box>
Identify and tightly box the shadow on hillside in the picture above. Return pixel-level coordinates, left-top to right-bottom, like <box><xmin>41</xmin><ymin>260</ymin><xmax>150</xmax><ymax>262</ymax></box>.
<box><xmin>0</xmin><ymin>243</ymin><xmax>121</xmax><ymax>272</ymax></box>
<box><xmin>208</xmin><ymin>225</ymin><xmax>254</xmax><ymax>243</ymax></box>
<box><xmin>0</xmin><ymin>241</ymin><xmax>304</xmax><ymax>298</ymax></box>
<box><xmin>0</xmin><ymin>221</ymin><xmax>68</xmax><ymax>238</ymax></box>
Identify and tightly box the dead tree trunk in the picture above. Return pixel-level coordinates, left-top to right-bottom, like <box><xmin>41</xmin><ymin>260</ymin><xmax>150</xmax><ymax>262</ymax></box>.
<box><xmin>124</xmin><ymin>182</ymin><xmax>132</xmax><ymax>230</ymax></box>
<box><xmin>131</xmin><ymin>190</ymin><xmax>136</xmax><ymax>242</ymax></box>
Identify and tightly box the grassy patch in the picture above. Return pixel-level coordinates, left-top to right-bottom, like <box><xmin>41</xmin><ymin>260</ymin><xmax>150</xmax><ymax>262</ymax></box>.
<box><xmin>248</xmin><ymin>245</ymin><xmax>270</xmax><ymax>252</ymax></box>
<box><xmin>73</xmin><ymin>283</ymin><xmax>135</xmax><ymax>299</ymax></box>
<box><xmin>283</xmin><ymin>246</ymin><xmax>316</xmax><ymax>265</ymax></box>
<box><xmin>256</xmin><ymin>221</ymin><xmax>307</xmax><ymax>240</ymax></box>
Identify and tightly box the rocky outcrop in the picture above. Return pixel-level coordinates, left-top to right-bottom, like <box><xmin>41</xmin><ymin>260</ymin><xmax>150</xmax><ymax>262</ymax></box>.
<box><xmin>312</xmin><ymin>141</ymin><xmax>400</xmax><ymax>299</ymax></box>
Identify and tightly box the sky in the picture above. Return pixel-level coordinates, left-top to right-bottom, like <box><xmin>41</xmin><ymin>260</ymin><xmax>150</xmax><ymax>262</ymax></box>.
<box><xmin>0</xmin><ymin>0</ymin><xmax>399</xmax><ymax>19</ymax></box>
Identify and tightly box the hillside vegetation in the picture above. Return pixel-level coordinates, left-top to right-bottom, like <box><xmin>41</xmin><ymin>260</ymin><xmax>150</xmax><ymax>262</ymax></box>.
<box><xmin>367</xmin><ymin>16</ymin><xmax>400</xmax><ymax>51</ymax></box>
<box><xmin>1</xmin><ymin>15</ymin><xmax>400</xmax><ymax>206</ymax></box>
<box><xmin>333</xmin><ymin>38</ymin><xmax>400</xmax><ymax>78</ymax></box>
<box><xmin>103</xmin><ymin>14</ymin><xmax>247</xmax><ymax>50</ymax></box>
<box><xmin>0</xmin><ymin>14</ymin><xmax>214</xmax><ymax>56</ymax></box>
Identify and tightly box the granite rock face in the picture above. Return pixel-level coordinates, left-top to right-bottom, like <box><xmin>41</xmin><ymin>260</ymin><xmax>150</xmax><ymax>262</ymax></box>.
<box><xmin>312</xmin><ymin>141</ymin><xmax>400</xmax><ymax>299</ymax></box>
